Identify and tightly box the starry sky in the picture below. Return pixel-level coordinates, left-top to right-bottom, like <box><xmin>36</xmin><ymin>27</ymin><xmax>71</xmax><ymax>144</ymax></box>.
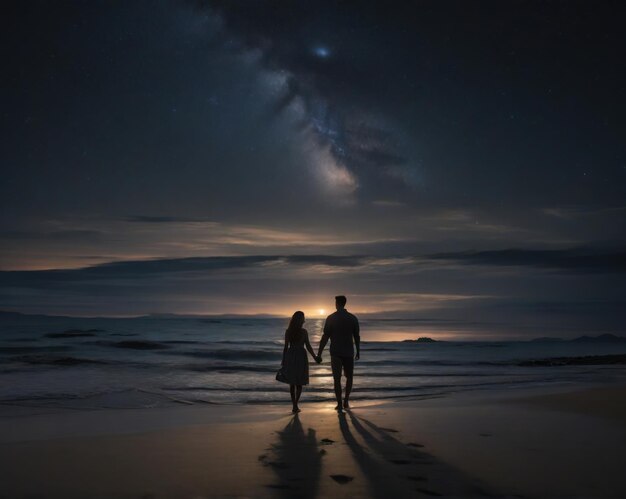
<box><xmin>1</xmin><ymin>1</ymin><xmax>625</xmax><ymax>337</ymax></box>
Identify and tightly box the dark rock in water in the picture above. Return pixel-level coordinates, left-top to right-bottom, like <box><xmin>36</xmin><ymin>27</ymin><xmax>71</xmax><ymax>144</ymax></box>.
<box><xmin>519</xmin><ymin>354</ymin><xmax>626</xmax><ymax>367</ymax></box>
<box><xmin>106</xmin><ymin>341</ymin><xmax>170</xmax><ymax>350</ymax></box>
<box><xmin>403</xmin><ymin>337</ymin><xmax>437</xmax><ymax>343</ymax></box>
<box><xmin>45</xmin><ymin>329</ymin><xmax>102</xmax><ymax>339</ymax></box>
<box><xmin>330</xmin><ymin>475</ymin><xmax>354</xmax><ymax>484</ymax></box>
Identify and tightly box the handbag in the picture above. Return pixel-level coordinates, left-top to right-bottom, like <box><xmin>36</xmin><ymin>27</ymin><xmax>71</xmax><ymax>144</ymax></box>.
<box><xmin>276</xmin><ymin>367</ymin><xmax>289</xmax><ymax>384</ymax></box>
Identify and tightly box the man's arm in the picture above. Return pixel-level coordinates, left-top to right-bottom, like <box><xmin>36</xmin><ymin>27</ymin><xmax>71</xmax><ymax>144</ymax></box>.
<box><xmin>353</xmin><ymin>317</ymin><xmax>360</xmax><ymax>360</ymax></box>
<box><xmin>317</xmin><ymin>319</ymin><xmax>330</xmax><ymax>358</ymax></box>
<box><xmin>317</xmin><ymin>334</ymin><xmax>329</xmax><ymax>358</ymax></box>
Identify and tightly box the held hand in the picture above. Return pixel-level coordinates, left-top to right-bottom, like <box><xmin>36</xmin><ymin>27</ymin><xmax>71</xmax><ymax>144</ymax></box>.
<box><xmin>355</xmin><ymin>353</ymin><xmax>360</xmax><ymax>361</ymax></box>
<box><xmin>316</xmin><ymin>355</ymin><xmax>322</xmax><ymax>364</ymax></box>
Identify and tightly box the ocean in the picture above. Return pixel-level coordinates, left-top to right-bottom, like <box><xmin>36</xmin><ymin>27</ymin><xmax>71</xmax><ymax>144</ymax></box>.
<box><xmin>2</xmin><ymin>313</ymin><xmax>626</xmax><ymax>410</ymax></box>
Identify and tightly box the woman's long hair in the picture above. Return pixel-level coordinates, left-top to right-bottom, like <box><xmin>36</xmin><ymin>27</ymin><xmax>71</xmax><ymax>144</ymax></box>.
<box><xmin>286</xmin><ymin>311</ymin><xmax>305</xmax><ymax>340</ymax></box>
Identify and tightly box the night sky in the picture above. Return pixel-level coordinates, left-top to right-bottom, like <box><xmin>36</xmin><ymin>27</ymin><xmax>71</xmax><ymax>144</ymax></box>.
<box><xmin>2</xmin><ymin>1</ymin><xmax>625</xmax><ymax>337</ymax></box>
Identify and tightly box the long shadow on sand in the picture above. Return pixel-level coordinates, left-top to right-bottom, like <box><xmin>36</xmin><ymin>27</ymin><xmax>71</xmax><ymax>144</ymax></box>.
<box><xmin>337</xmin><ymin>411</ymin><xmax>404</xmax><ymax>498</ymax></box>
<box><xmin>339</xmin><ymin>411</ymin><xmax>495</xmax><ymax>498</ymax></box>
<box><xmin>262</xmin><ymin>414</ymin><xmax>322</xmax><ymax>498</ymax></box>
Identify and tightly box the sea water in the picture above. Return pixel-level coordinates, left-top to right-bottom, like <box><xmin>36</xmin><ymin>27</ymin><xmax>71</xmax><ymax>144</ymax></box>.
<box><xmin>2</xmin><ymin>314</ymin><xmax>626</xmax><ymax>410</ymax></box>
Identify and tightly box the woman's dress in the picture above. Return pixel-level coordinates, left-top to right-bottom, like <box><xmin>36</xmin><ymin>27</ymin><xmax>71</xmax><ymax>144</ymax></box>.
<box><xmin>282</xmin><ymin>329</ymin><xmax>309</xmax><ymax>385</ymax></box>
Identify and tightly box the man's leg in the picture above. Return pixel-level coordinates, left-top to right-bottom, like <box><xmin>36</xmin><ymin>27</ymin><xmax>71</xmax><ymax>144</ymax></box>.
<box><xmin>343</xmin><ymin>357</ymin><xmax>355</xmax><ymax>408</ymax></box>
<box><xmin>330</xmin><ymin>356</ymin><xmax>343</xmax><ymax>410</ymax></box>
<box><xmin>344</xmin><ymin>376</ymin><xmax>353</xmax><ymax>408</ymax></box>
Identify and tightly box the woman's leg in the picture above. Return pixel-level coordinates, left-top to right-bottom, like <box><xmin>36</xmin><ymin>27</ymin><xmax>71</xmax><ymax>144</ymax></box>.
<box><xmin>296</xmin><ymin>385</ymin><xmax>303</xmax><ymax>403</ymax></box>
<box><xmin>289</xmin><ymin>384</ymin><xmax>296</xmax><ymax>408</ymax></box>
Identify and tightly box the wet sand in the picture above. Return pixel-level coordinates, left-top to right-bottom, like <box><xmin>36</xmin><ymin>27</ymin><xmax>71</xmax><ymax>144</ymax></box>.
<box><xmin>1</xmin><ymin>383</ymin><xmax>626</xmax><ymax>498</ymax></box>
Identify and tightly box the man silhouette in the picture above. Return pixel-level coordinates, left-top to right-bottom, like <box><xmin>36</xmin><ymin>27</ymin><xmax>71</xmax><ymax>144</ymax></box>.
<box><xmin>317</xmin><ymin>295</ymin><xmax>360</xmax><ymax>411</ymax></box>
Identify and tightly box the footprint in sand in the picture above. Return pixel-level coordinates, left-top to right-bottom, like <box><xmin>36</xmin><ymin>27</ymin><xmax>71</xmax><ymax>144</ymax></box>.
<box><xmin>330</xmin><ymin>475</ymin><xmax>354</xmax><ymax>484</ymax></box>
<box><xmin>319</xmin><ymin>449</ymin><xmax>327</xmax><ymax>456</ymax></box>
<box><xmin>320</xmin><ymin>438</ymin><xmax>335</xmax><ymax>445</ymax></box>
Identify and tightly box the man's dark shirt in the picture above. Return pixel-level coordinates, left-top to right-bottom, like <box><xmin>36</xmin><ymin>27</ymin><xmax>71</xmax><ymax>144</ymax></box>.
<box><xmin>322</xmin><ymin>309</ymin><xmax>360</xmax><ymax>357</ymax></box>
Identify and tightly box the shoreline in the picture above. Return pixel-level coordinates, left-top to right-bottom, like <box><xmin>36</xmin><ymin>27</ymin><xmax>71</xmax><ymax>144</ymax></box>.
<box><xmin>2</xmin><ymin>381</ymin><xmax>626</xmax><ymax>497</ymax></box>
<box><xmin>0</xmin><ymin>378</ymin><xmax>621</xmax><ymax>440</ymax></box>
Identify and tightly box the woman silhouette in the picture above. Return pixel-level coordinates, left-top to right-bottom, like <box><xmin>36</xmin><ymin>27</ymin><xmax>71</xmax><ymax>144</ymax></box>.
<box><xmin>281</xmin><ymin>311</ymin><xmax>320</xmax><ymax>413</ymax></box>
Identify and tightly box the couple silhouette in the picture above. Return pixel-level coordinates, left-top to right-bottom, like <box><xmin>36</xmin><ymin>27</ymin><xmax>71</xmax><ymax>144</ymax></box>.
<box><xmin>279</xmin><ymin>295</ymin><xmax>360</xmax><ymax>413</ymax></box>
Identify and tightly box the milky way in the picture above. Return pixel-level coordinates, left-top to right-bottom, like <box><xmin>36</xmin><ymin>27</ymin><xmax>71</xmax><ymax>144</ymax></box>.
<box><xmin>204</xmin><ymin>1</ymin><xmax>418</xmax><ymax>199</ymax></box>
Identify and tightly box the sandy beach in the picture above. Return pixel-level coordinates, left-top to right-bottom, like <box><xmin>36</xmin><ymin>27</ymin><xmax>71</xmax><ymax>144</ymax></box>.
<box><xmin>2</xmin><ymin>383</ymin><xmax>626</xmax><ymax>499</ymax></box>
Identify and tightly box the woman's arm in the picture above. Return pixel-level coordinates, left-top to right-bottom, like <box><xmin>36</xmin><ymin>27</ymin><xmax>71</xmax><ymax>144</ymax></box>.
<box><xmin>304</xmin><ymin>330</ymin><xmax>318</xmax><ymax>360</ymax></box>
<box><xmin>282</xmin><ymin>330</ymin><xmax>289</xmax><ymax>366</ymax></box>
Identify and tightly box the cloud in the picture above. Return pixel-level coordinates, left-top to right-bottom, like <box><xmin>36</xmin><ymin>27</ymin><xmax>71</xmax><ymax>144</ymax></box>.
<box><xmin>1</xmin><ymin>249</ymin><xmax>624</xmax><ymax>332</ymax></box>
<box><xmin>0</xmin><ymin>229</ymin><xmax>104</xmax><ymax>241</ymax></box>
<box><xmin>0</xmin><ymin>255</ymin><xmax>372</xmax><ymax>286</ymax></box>
<box><xmin>428</xmin><ymin>247</ymin><xmax>626</xmax><ymax>273</ymax></box>
<box><xmin>123</xmin><ymin>215</ymin><xmax>218</xmax><ymax>224</ymax></box>
<box><xmin>543</xmin><ymin>205</ymin><xmax>626</xmax><ymax>220</ymax></box>
<box><xmin>0</xmin><ymin>254</ymin><xmax>424</xmax><ymax>316</ymax></box>
<box><xmin>8</xmin><ymin>246</ymin><xmax>624</xmax><ymax>295</ymax></box>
